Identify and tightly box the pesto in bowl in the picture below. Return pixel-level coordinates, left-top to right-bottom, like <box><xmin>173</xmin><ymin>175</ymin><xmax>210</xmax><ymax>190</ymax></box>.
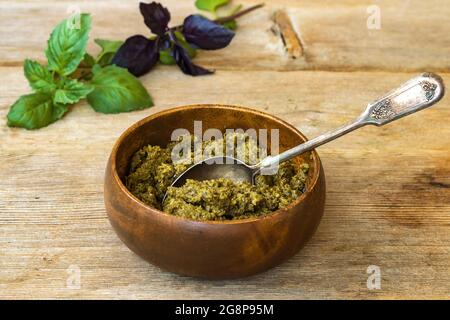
<box><xmin>125</xmin><ymin>133</ymin><xmax>309</xmax><ymax>221</ymax></box>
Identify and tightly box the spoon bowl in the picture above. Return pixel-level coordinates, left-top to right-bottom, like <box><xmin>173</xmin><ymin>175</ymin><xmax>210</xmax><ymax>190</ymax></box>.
<box><xmin>169</xmin><ymin>156</ymin><xmax>255</xmax><ymax>186</ymax></box>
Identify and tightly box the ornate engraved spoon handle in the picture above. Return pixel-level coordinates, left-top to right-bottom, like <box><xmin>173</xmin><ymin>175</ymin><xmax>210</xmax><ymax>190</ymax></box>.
<box><xmin>258</xmin><ymin>73</ymin><xmax>445</xmax><ymax>168</ymax></box>
<box><xmin>363</xmin><ymin>72</ymin><xmax>445</xmax><ymax>125</ymax></box>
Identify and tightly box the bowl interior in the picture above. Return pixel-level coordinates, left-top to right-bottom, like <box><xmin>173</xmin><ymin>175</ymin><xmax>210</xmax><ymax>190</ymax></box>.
<box><xmin>113</xmin><ymin>105</ymin><xmax>319</xmax><ymax>209</ymax></box>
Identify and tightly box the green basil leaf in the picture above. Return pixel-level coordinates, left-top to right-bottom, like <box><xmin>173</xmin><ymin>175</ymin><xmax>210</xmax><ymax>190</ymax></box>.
<box><xmin>46</xmin><ymin>13</ymin><xmax>92</xmax><ymax>76</ymax></box>
<box><xmin>94</xmin><ymin>38</ymin><xmax>124</xmax><ymax>66</ymax></box>
<box><xmin>92</xmin><ymin>64</ymin><xmax>102</xmax><ymax>75</ymax></box>
<box><xmin>159</xmin><ymin>49</ymin><xmax>176</xmax><ymax>65</ymax></box>
<box><xmin>23</xmin><ymin>59</ymin><xmax>56</xmax><ymax>92</ymax></box>
<box><xmin>82</xmin><ymin>53</ymin><xmax>96</xmax><ymax>67</ymax></box>
<box><xmin>219</xmin><ymin>4</ymin><xmax>241</xmax><ymax>30</ymax></box>
<box><xmin>222</xmin><ymin>20</ymin><xmax>237</xmax><ymax>30</ymax></box>
<box><xmin>54</xmin><ymin>78</ymin><xmax>94</xmax><ymax>104</ymax></box>
<box><xmin>97</xmin><ymin>52</ymin><xmax>116</xmax><ymax>67</ymax></box>
<box><xmin>195</xmin><ymin>0</ymin><xmax>229</xmax><ymax>13</ymax></box>
<box><xmin>87</xmin><ymin>65</ymin><xmax>153</xmax><ymax>114</ymax></box>
<box><xmin>7</xmin><ymin>93</ymin><xmax>69</xmax><ymax>130</ymax></box>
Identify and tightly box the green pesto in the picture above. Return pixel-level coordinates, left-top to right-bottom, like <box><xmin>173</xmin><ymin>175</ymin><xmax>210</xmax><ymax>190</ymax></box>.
<box><xmin>126</xmin><ymin>133</ymin><xmax>309</xmax><ymax>221</ymax></box>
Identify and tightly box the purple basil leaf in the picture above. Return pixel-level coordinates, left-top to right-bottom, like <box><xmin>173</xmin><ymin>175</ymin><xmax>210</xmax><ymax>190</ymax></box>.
<box><xmin>182</xmin><ymin>14</ymin><xmax>235</xmax><ymax>50</ymax></box>
<box><xmin>111</xmin><ymin>35</ymin><xmax>159</xmax><ymax>77</ymax></box>
<box><xmin>159</xmin><ymin>34</ymin><xmax>172</xmax><ymax>50</ymax></box>
<box><xmin>172</xmin><ymin>43</ymin><xmax>213</xmax><ymax>76</ymax></box>
<box><xmin>139</xmin><ymin>2</ymin><xmax>171</xmax><ymax>36</ymax></box>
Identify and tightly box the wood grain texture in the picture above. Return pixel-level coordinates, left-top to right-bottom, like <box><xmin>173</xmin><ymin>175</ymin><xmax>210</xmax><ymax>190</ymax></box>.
<box><xmin>1</xmin><ymin>0</ymin><xmax>450</xmax><ymax>71</ymax></box>
<box><xmin>1</xmin><ymin>0</ymin><xmax>450</xmax><ymax>299</ymax></box>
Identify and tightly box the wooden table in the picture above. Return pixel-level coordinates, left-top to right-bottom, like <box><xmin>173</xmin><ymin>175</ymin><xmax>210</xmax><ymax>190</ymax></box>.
<box><xmin>1</xmin><ymin>0</ymin><xmax>449</xmax><ymax>299</ymax></box>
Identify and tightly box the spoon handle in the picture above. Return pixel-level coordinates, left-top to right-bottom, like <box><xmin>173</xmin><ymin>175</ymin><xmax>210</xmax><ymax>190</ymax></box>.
<box><xmin>258</xmin><ymin>73</ymin><xmax>445</xmax><ymax>169</ymax></box>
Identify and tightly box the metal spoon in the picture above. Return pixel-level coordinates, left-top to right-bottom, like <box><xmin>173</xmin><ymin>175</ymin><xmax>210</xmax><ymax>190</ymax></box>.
<box><xmin>164</xmin><ymin>73</ymin><xmax>445</xmax><ymax>200</ymax></box>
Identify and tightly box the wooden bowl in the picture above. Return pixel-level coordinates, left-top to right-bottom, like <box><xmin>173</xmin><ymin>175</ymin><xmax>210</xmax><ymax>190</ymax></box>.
<box><xmin>104</xmin><ymin>105</ymin><xmax>326</xmax><ymax>279</ymax></box>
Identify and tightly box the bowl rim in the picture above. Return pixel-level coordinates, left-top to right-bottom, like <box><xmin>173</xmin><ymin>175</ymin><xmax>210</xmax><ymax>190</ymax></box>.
<box><xmin>109</xmin><ymin>104</ymin><xmax>322</xmax><ymax>225</ymax></box>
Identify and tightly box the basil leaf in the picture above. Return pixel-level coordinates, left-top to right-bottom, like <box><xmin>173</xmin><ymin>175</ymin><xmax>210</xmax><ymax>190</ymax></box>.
<box><xmin>46</xmin><ymin>13</ymin><xmax>92</xmax><ymax>76</ymax></box>
<box><xmin>159</xmin><ymin>34</ymin><xmax>172</xmax><ymax>51</ymax></box>
<box><xmin>216</xmin><ymin>3</ymin><xmax>241</xmax><ymax>30</ymax></box>
<box><xmin>172</xmin><ymin>42</ymin><xmax>213</xmax><ymax>76</ymax></box>
<box><xmin>222</xmin><ymin>20</ymin><xmax>237</xmax><ymax>30</ymax></box>
<box><xmin>139</xmin><ymin>2</ymin><xmax>171</xmax><ymax>36</ymax></box>
<box><xmin>94</xmin><ymin>38</ymin><xmax>124</xmax><ymax>66</ymax></box>
<box><xmin>92</xmin><ymin>64</ymin><xmax>102</xmax><ymax>75</ymax></box>
<box><xmin>173</xmin><ymin>31</ymin><xmax>197</xmax><ymax>58</ymax></box>
<box><xmin>111</xmin><ymin>35</ymin><xmax>159</xmax><ymax>77</ymax></box>
<box><xmin>82</xmin><ymin>53</ymin><xmax>96</xmax><ymax>67</ymax></box>
<box><xmin>87</xmin><ymin>65</ymin><xmax>153</xmax><ymax>113</ymax></box>
<box><xmin>23</xmin><ymin>59</ymin><xmax>56</xmax><ymax>92</ymax></box>
<box><xmin>159</xmin><ymin>49</ymin><xmax>176</xmax><ymax>65</ymax></box>
<box><xmin>182</xmin><ymin>15</ymin><xmax>235</xmax><ymax>50</ymax></box>
<box><xmin>54</xmin><ymin>78</ymin><xmax>94</xmax><ymax>104</ymax></box>
<box><xmin>195</xmin><ymin>0</ymin><xmax>229</xmax><ymax>13</ymax></box>
<box><xmin>159</xmin><ymin>32</ymin><xmax>196</xmax><ymax>65</ymax></box>
<box><xmin>7</xmin><ymin>93</ymin><xmax>68</xmax><ymax>130</ymax></box>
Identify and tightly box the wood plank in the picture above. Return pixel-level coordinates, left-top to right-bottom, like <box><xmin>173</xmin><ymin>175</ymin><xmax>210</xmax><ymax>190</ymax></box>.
<box><xmin>1</xmin><ymin>0</ymin><xmax>450</xmax><ymax>71</ymax></box>
<box><xmin>1</xmin><ymin>68</ymin><xmax>449</xmax><ymax>299</ymax></box>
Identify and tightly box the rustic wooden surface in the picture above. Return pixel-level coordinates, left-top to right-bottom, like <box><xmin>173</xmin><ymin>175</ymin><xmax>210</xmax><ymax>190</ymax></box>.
<box><xmin>0</xmin><ymin>0</ymin><xmax>449</xmax><ymax>299</ymax></box>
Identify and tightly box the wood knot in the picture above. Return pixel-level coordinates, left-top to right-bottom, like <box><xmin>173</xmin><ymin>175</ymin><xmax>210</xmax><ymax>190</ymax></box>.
<box><xmin>271</xmin><ymin>10</ymin><xmax>304</xmax><ymax>59</ymax></box>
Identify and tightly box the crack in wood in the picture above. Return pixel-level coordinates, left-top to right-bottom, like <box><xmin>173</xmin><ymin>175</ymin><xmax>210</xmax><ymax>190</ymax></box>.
<box><xmin>429</xmin><ymin>180</ymin><xmax>450</xmax><ymax>189</ymax></box>
<box><xmin>271</xmin><ymin>10</ymin><xmax>304</xmax><ymax>59</ymax></box>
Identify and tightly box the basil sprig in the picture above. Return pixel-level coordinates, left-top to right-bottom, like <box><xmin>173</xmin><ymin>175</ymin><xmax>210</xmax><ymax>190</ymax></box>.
<box><xmin>7</xmin><ymin>13</ymin><xmax>153</xmax><ymax>130</ymax></box>
<box><xmin>111</xmin><ymin>1</ymin><xmax>262</xmax><ymax>77</ymax></box>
